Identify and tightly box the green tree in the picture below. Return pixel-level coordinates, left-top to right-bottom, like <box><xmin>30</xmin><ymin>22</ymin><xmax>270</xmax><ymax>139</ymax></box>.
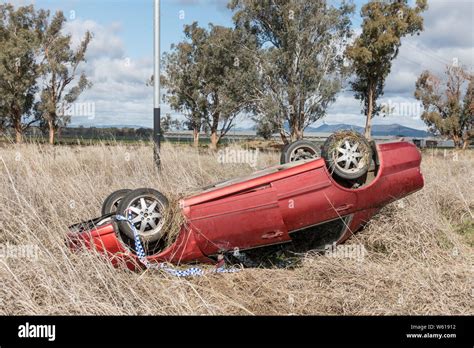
<box><xmin>201</xmin><ymin>24</ymin><xmax>256</xmax><ymax>149</ymax></box>
<box><xmin>38</xmin><ymin>11</ymin><xmax>92</xmax><ymax>145</ymax></box>
<box><xmin>229</xmin><ymin>0</ymin><xmax>354</xmax><ymax>143</ymax></box>
<box><xmin>255</xmin><ymin>116</ymin><xmax>278</xmax><ymax>140</ymax></box>
<box><xmin>415</xmin><ymin>66</ymin><xmax>473</xmax><ymax>150</ymax></box>
<box><xmin>163</xmin><ymin>22</ymin><xmax>255</xmax><ymax>149</ymax></box>
<box><xmin>461</xmin><ymin>77</ymin><xmax>474</xmax><ymax>149</ymax></box>
<box><xmin>161</xmin><ymin>23</ymin><xmax>207</xmax><ymax>147</ymax></box>
<box><xmin>346</xmin><ymin>0</ymin><xmax>427</xmax><ymax>140</ymax></box>
<box><xmin>0</xmin><ymin>109</ymin><xmax>7</xmax><ymax>133</ymax></box>
<box><xmin>160</xmin><ymin>113</ymin><xmax>182</xmax><ymax>133</ymax></box>
<box><xmin>0</xmin><ymin>4</ymin><xmax>46</xmax><ymax>143</ymax></box>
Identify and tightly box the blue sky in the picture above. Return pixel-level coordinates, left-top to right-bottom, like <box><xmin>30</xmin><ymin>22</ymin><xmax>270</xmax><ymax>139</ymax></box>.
<box><xmin>6</xmin><ymin>0</ymin><xmax>474</xmax><ymax>130</ymax></box>
<box><xmin>29</xmin><ymin>0</ymin><xmax>365</xmax><ymax>57</ymax></box>
<box><xmin>31</xmin><ymin>0</ymin><xmax>236</xmax><ymax>58</ymax></box>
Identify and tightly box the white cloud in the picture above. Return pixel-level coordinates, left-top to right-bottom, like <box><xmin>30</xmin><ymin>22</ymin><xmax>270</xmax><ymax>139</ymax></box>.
<box><xmin>63</xmin><ymin>19</ymin><xmax>154</xmax><ymax>128</ymax></box>
<box><xmin>67</xmin><ymin>0</ymin><xmax>473</xmax><ymax>131</ymax></box>
<box><xmin>328</xmin><ymin>0</ymin><xmax>473</xmax><ymax>131</ymax></box>
<box><xmin>64</xmin><ymin>19</ymin><xmax>125</xmax><ymax>60</ymax></box>
<box><xmin>418</xmin><ymin>0</ymin><xmax>474</xmax><ymax>49</ymax></box>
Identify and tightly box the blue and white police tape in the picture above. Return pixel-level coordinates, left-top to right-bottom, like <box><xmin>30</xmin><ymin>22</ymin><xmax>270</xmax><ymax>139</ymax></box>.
<box><xmin>115</xmin><ymin>215</ymin><xmax>240</xmax><ymax>277</ymax></box>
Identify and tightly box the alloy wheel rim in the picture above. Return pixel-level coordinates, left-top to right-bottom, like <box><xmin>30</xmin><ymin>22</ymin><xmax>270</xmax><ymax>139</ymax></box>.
<box><xmin>290</xmin><ymin>147</ymin><xmax>319</xmax><ymax>162</ymax></box>
<box><xmin>333</xmin><ymin>139</ymin><xmax>365</xmax><ymax>173</ymax></box>
<box><xmin>126</xmin><ymin>196</ymin><xmax>165</xmax><ymax>238</ymax></box>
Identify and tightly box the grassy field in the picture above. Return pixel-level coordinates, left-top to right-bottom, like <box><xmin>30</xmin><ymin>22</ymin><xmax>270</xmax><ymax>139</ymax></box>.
<box><xmin>0</xmin><ymin>143</ymin><xmax>472</xmax><ymax>315</ymax></box>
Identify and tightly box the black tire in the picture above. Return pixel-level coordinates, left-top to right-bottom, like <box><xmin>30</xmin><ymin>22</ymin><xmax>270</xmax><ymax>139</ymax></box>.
<box><xmin>117</xmin><ymin>188</ymin><xmax>169</xmax><ymax>243</ymax></box>
<box><xmin>280</xmin><ymin>140</ymin><xmax>321</xmax><ymax>165</ymax></box>
<box><xmin>101</xmin><ymin>189</ymin><xmax>132</xmax><ymax>215</ymax></box>
<box><xmin>322</xmin><ymin>131</ymin><xmax>372</xmax><ymax>180</ymax></box>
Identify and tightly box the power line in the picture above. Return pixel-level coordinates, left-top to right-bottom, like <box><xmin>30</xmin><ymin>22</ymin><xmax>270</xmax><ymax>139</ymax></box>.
<box><xmin>403</xmin><ymin>41</ymin><xmax>453</xmax><ymax>66</ymax></box>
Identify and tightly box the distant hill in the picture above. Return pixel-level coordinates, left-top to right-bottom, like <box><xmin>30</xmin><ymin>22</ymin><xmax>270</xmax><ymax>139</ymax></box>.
<box><xmin>69</xmin><ymin>124</ymin><xmax>150</xmax><ymax>130</ymax></box>
<box><xmin>236</xmin><ymin>122</ymin><xmax>430</xmax><ymax>137</ymax></box>
<box><xmin>67</xmin><ymin>122</ymin><xmax>430</xmax><ymax>138</ymax></box>
<box><xmin>307</xmin><ymin>123</ymin><xmax>363</xmax><ymax>133</ymax></box>
<box><xmin>308</xmin><ymin>123</ymin><xmax>430</xmax><ymax>137</ymax></box>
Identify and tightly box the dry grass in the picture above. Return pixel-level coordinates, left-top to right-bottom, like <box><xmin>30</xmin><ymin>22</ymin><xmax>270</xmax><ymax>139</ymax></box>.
<box><xmin>0</xmin><ymin>142</ymin><xmax>472</xmax><ymax>315</ymax></box>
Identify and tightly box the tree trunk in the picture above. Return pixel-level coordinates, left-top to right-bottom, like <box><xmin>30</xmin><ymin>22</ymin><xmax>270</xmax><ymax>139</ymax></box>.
<box><xmin>12</xmin><ymin>109</ymin><xmax>23</xmax><ymax>143</ymax></box>
<box><xmin>15</xmin><ymin>126</ymin><xmax>23</xmax><ymax>144</ymax></box>
<box><xmin>48</xmin><ymin>120</ymin><xmax>55</xmax><ymax>145</ymax></box>
<box><xmin>210</xmin><ymin>131</ymin><xmax>218</xmax><ymax>150</ymax></box>
<box><xmin>452</xmin><ymin>135</ymin><xmax>460</xmax><ymax>149</ymax></box>
<box><xmin>365</xmin><ymin>87</ymin><xmax>374</xmax><ymax>140</ymax></box>
<box><xmin>462</xmin><ymin>141</ymin><xmax>468</xmax><ymax>150</ymax></box>
<box><xmin>279</xmin><ymin>129</ymin><xmax>289</xmax><ymax>145</ymax></box>
<box><xmin>193</xmin><ymin>128</ymin><xmax>200</xmax><ymax>147</ymax></box>
<box><xmin>461</xmin><ymin>133</ymin><xmax>469</xmax><ymax>150</ymax></box>
<box><xmin>209</xmin><ymin>112</ymin><xmax>219</xmax><ymax>150</ymax></box>
<box><xmin>289</xmin><ymin>100</ymin><xmax>303</xmax><ymax>142</ymax></box>
<box><xmin>291</xmin><ymin>127</ymin><xmax>303</xmax><ymax>142</ymax></box>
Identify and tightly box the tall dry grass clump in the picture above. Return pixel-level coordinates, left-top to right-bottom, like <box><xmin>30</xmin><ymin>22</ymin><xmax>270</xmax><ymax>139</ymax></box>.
<box><xmin>0</xmin><ymin>142</ymin><xmax>472</xmax><ymax>315</ymax></box>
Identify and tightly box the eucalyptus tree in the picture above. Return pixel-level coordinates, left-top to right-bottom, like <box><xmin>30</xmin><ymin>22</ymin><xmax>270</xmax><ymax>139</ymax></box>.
<box><xmin>38</xmin><ymin>11</ymin><xmax>92</xmax><ymax>144</ymax></box>
<box><xmin>346</xmin><ymin>0</ymin><xmax>427</xmax><ymax>139</ymax></box>
<box><xmin>229</xmin><ymin>0</ymin><xmax>354</xmax><ymax>143</ymax></box>
<box><xmin>200</xmin><ymin>24</ymin><xmax>257</xmax><ymax>149</ymax></box>
<box><xmin>0</xmin><ymin>4</ymin><xmax>46</xmax><ymax>142</ymax></box>
<box><xmin>163</xmin><ymin>22</ymin><xmax>256</xmax><ymax>149</ymax></box>
<box><xmin>162</xmin><ymin>23</ymin><xmax>207</xmax><ymax>147</ymax></box>
<box><xmin>415</xmin><ymin>66</ymin><xmax>473</xmax><ymax>150</ymax></box>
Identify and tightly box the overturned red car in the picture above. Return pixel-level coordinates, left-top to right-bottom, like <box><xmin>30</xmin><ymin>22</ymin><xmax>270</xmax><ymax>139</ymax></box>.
<box><xmin>67</xmin><ymin>132</ymin><xmax>424</xmax><ymax>270</ymax></box>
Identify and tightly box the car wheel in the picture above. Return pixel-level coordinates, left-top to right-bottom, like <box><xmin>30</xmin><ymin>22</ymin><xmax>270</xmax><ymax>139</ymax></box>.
<box><xmin>101</xmin><ymin>189</ymin><xmax>132</xmax><ymax>215</ymax></box>
<box><xmin>117</xmin><ymin>188</ymin><xmax>169</xmax><ymax>243</ymax></box>
<box><xmin>280</xmin><ymin>140</ymin><xmax>321</xmax><ymax>164</ymax></box>
<box><xmin>322</xmin><ymin>131</ymin><xmax>372</xmax><ymax>180</ymax></box>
